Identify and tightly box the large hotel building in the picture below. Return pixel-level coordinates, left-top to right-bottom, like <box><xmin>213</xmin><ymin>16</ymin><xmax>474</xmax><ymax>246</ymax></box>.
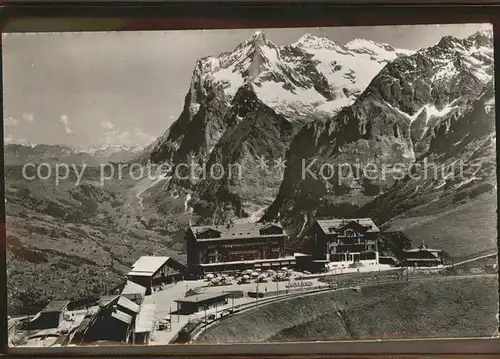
<box><xmin>185</xmin><ymin>222</ymin><xmax>296</xmax><ymax>274</ymax></box>
<box><xmin>300</xmin><ymin>218</ymin><xmax>381</xmax><ymax>272</ymax></box>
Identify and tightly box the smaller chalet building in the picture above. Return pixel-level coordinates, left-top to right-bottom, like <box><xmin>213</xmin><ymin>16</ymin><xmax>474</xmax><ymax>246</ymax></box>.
<box><xmin>99</xmin><ymin>295</ymin><xmax>140</xmax><ymax>319</ymax></box>
<box><xmin>186</xmin><ymin>222</ymin><xmax>292</xmax><ymax>274</ymax></box>
<box><xmin>121</xmin><ymin>280</ymin><xmax>147</xmax><ymax>304</ymax></box>
<box><xmin>175</xmin><ymin>292</ymin><xmax>229</xmax><ymax>315</ymax></box>
<box><xmin>28</xmin><ymin>300</ymin><xmax>69</xmax><ymax>330</ymax></box>
<box><xmin>82</xmin><ymin>295</ymin><xmax>140</xmax><ymax>344</ymax></box>
<box><xmin>134</xmin><ymin>304</ymin><xmax>156</xmax><ymax>344</ymax></box>
<box><xmin>85</xmin><ymin>306</ymin><xmax>133</xmax><ymax>343</ymax></box>
<box><xmin>402</xmin><ymin>243</ymin><xmax>444</xmax><ymax>267</ymax></box>
<box><xmin>127</xmin><ymin>256</ymin><xmax>187</xmax><ymax>294</ymax></box>
<box><xmin>307</xmin><ymin>218</ymin><xmax>380</xmax><ymax>270</ymax></box>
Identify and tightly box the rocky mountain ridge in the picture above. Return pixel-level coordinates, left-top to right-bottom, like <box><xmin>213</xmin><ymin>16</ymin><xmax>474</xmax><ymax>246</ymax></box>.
<box><xmin>262</xmin><ymin>29</ymin><xmax>495</xmax><ymax>241</ymax></box>
<box><xmin>142</xmin><ymin>31</ymin><xmax>414</xmax><ymax>221</ymax></box>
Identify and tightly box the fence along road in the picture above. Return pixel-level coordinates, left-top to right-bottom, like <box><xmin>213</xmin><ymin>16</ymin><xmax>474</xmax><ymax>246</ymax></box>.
<box><xmin>187</xmin><ymin>270</ymin><xmax>497</xmax><ymax>343</ymax></box>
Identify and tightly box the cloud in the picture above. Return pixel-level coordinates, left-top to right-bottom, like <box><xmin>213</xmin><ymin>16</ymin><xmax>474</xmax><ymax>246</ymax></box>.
<box><xmin>4</xmin><ymin>133</ymin><xmax>27</xmax><ymax>145</ymax></box>
<box><xmin>60</xmin><ymin>114</ymin><xmax>69</xmax><ymax>126</ymax></box>
<box><xmin>59</xmin><ymin>114</ymin><xmax>74</xmax><ymax>135</ymax></box>
<box><xmin>22</xmin><ymin>112</ymin><xmax>35</xmax><ymax>122</ymax></box>
<box><xmin>5</xmin><ymin>116</ymin><xmax>20</xmax><ymax>127</ymax></box>
<box><xmin>101</xmin><ymin>121</ymin><xmax>115</xmax><ymax>130</ymax></box>
<box><xmin>101</xmin><ymin>127</ymin><xmax>156</xmax><ymax>147</ymax></box>
<box><xmin>102</xmin><ymin>129</ymin><xmax>130</xmax><ymax>145</ymax></box>
<box><xmin>134</xmin><ymin>128</ymin><xmax>156</xmax><ymax>144</ymax></box>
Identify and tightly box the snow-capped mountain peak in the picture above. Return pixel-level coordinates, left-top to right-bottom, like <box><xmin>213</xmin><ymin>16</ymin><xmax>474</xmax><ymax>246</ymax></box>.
<box><xmin>250</xmin><ymin>30</ymin><xmax>266</xmax><ymax>43</ymax></box>
<box><xmin>345</xmin><ymin>38</ymin><xmax>415</xmax><ymax>57</ymax></box>
<box><xmin>78</xmin><ymin>144</ymin><xmax>144</xmax><ymax>156</ymax></box>
<box><xmin>190</xmin><ymin>31</ymin><xmax>414</xmax><ymax>120</ymax></box>
<box><xmin>294</xmin><ymin>33</ymin><xmax>342</xmax><ymax>50</ymax></box>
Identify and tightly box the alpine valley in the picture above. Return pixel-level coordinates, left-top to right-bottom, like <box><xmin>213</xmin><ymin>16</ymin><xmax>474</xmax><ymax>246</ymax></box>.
<box><xmin>5</xmin><ymin>30</ymin><xmax>496</xmax><ymax>314</ymax></box>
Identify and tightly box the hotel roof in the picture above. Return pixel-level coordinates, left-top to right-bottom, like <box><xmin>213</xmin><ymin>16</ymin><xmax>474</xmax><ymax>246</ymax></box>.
<box><xmin>135</xmin><ymin>304</ymin><xmax>156</xmax><ymax>334</ymax></box>
<box><xmin>404</xmin><ymin>248</ymin><xmax>443</xmax><ymax>253</ymax></box>
<box><xmin>316</xmin><ymin>218</ymin><xmax>380</xmax><ymax>234</ymax></box>
<box><xmin>190</xmin><ymin>222</ymin><xmax>286</xmax><ymax>241</ymax></box>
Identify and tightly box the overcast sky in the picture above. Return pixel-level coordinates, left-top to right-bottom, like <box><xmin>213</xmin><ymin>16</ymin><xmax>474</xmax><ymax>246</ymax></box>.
<box><xmin>2</xmin><ymin>23</ymin><xmax>492</xmax><ymax>148</ymax></box>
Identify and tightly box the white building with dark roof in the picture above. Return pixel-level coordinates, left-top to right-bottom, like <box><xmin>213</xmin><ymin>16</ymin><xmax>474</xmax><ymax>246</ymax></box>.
<box><xmin>126</xmin><ymin>256</ymin><xmax>187</xmax><ymax>294</ymax></box>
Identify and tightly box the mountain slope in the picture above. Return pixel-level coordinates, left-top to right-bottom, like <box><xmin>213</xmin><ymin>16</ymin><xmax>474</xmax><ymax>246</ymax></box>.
<box><xmin>263</xmin><ymin>30</ymin><xmax>494</xmax><ymax>243</ymax></box>
<box><xmin>357</xmin><ymin>80</ymin><xmax>496</xmax><ymax>257</ymax></box>
<box><xmin>5</xmin><ymin>166</ymin><xmax>185</xmax><ymax>315</ymax></box>
<box><xmin>143</xmin><ymin>32</ymin><xmax>412</xmax><ymax>222</ymax></box>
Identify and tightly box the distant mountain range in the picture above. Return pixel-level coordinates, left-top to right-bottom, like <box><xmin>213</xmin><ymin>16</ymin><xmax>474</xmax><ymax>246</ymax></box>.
<box><xmin>4</xmin><ymin>143</ymin><xmax>144</xmax><ymax>165</ymax></box>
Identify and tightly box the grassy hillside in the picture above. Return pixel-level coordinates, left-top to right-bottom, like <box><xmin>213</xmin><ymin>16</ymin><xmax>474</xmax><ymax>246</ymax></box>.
<box><xmin>196</xmin><ymin>276</ymin><xmax>498</xmax><ymax>343</ymax></box>
<box><xmin>196</xmin><ymin>291</ymin><xmax>350</xmax><ymax>343</ymax></box>
<box><xmin>383</xmin><ymin>193</ymin><xmax>497</xmax><ymax>258</ymax></box>
<box><xmin>5</xmin><ymin>165</ymin><xmax>187</xmax><ymax>315</ymax></box>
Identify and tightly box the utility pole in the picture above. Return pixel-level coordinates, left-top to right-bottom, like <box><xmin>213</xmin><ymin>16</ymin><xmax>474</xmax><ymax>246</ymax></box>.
<box><xmin>232</xmin><ymin>295</ymin><xmax>235</xmax><ymax>313</ymax></box>
<box><xmin>169</xmin><ymin>306</ymin><xmax>172</xmax><ymax>331</ymax></box>
<box><xmin>256</xmin><ymin>281</ymin><xmax>259</xmax><ymax>305</ymax></box>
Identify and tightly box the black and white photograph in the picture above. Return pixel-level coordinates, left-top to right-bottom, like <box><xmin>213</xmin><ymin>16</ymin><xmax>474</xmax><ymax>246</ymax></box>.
<box><xmin>3</xmin><ymin>23</ymin><xmax>498</xmax><ymax>347</ymax></box>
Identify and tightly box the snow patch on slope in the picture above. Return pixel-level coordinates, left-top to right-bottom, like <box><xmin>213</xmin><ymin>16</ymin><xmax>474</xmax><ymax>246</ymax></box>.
<box><xmin>424</xmin><ymin>104</ymin><xmax>458</xmax><ymax>124</ymax></box>
<box><xmin>385</xmin><ymin>101</ymin><xmax>458</xmax><ymax>125</ymax></box>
